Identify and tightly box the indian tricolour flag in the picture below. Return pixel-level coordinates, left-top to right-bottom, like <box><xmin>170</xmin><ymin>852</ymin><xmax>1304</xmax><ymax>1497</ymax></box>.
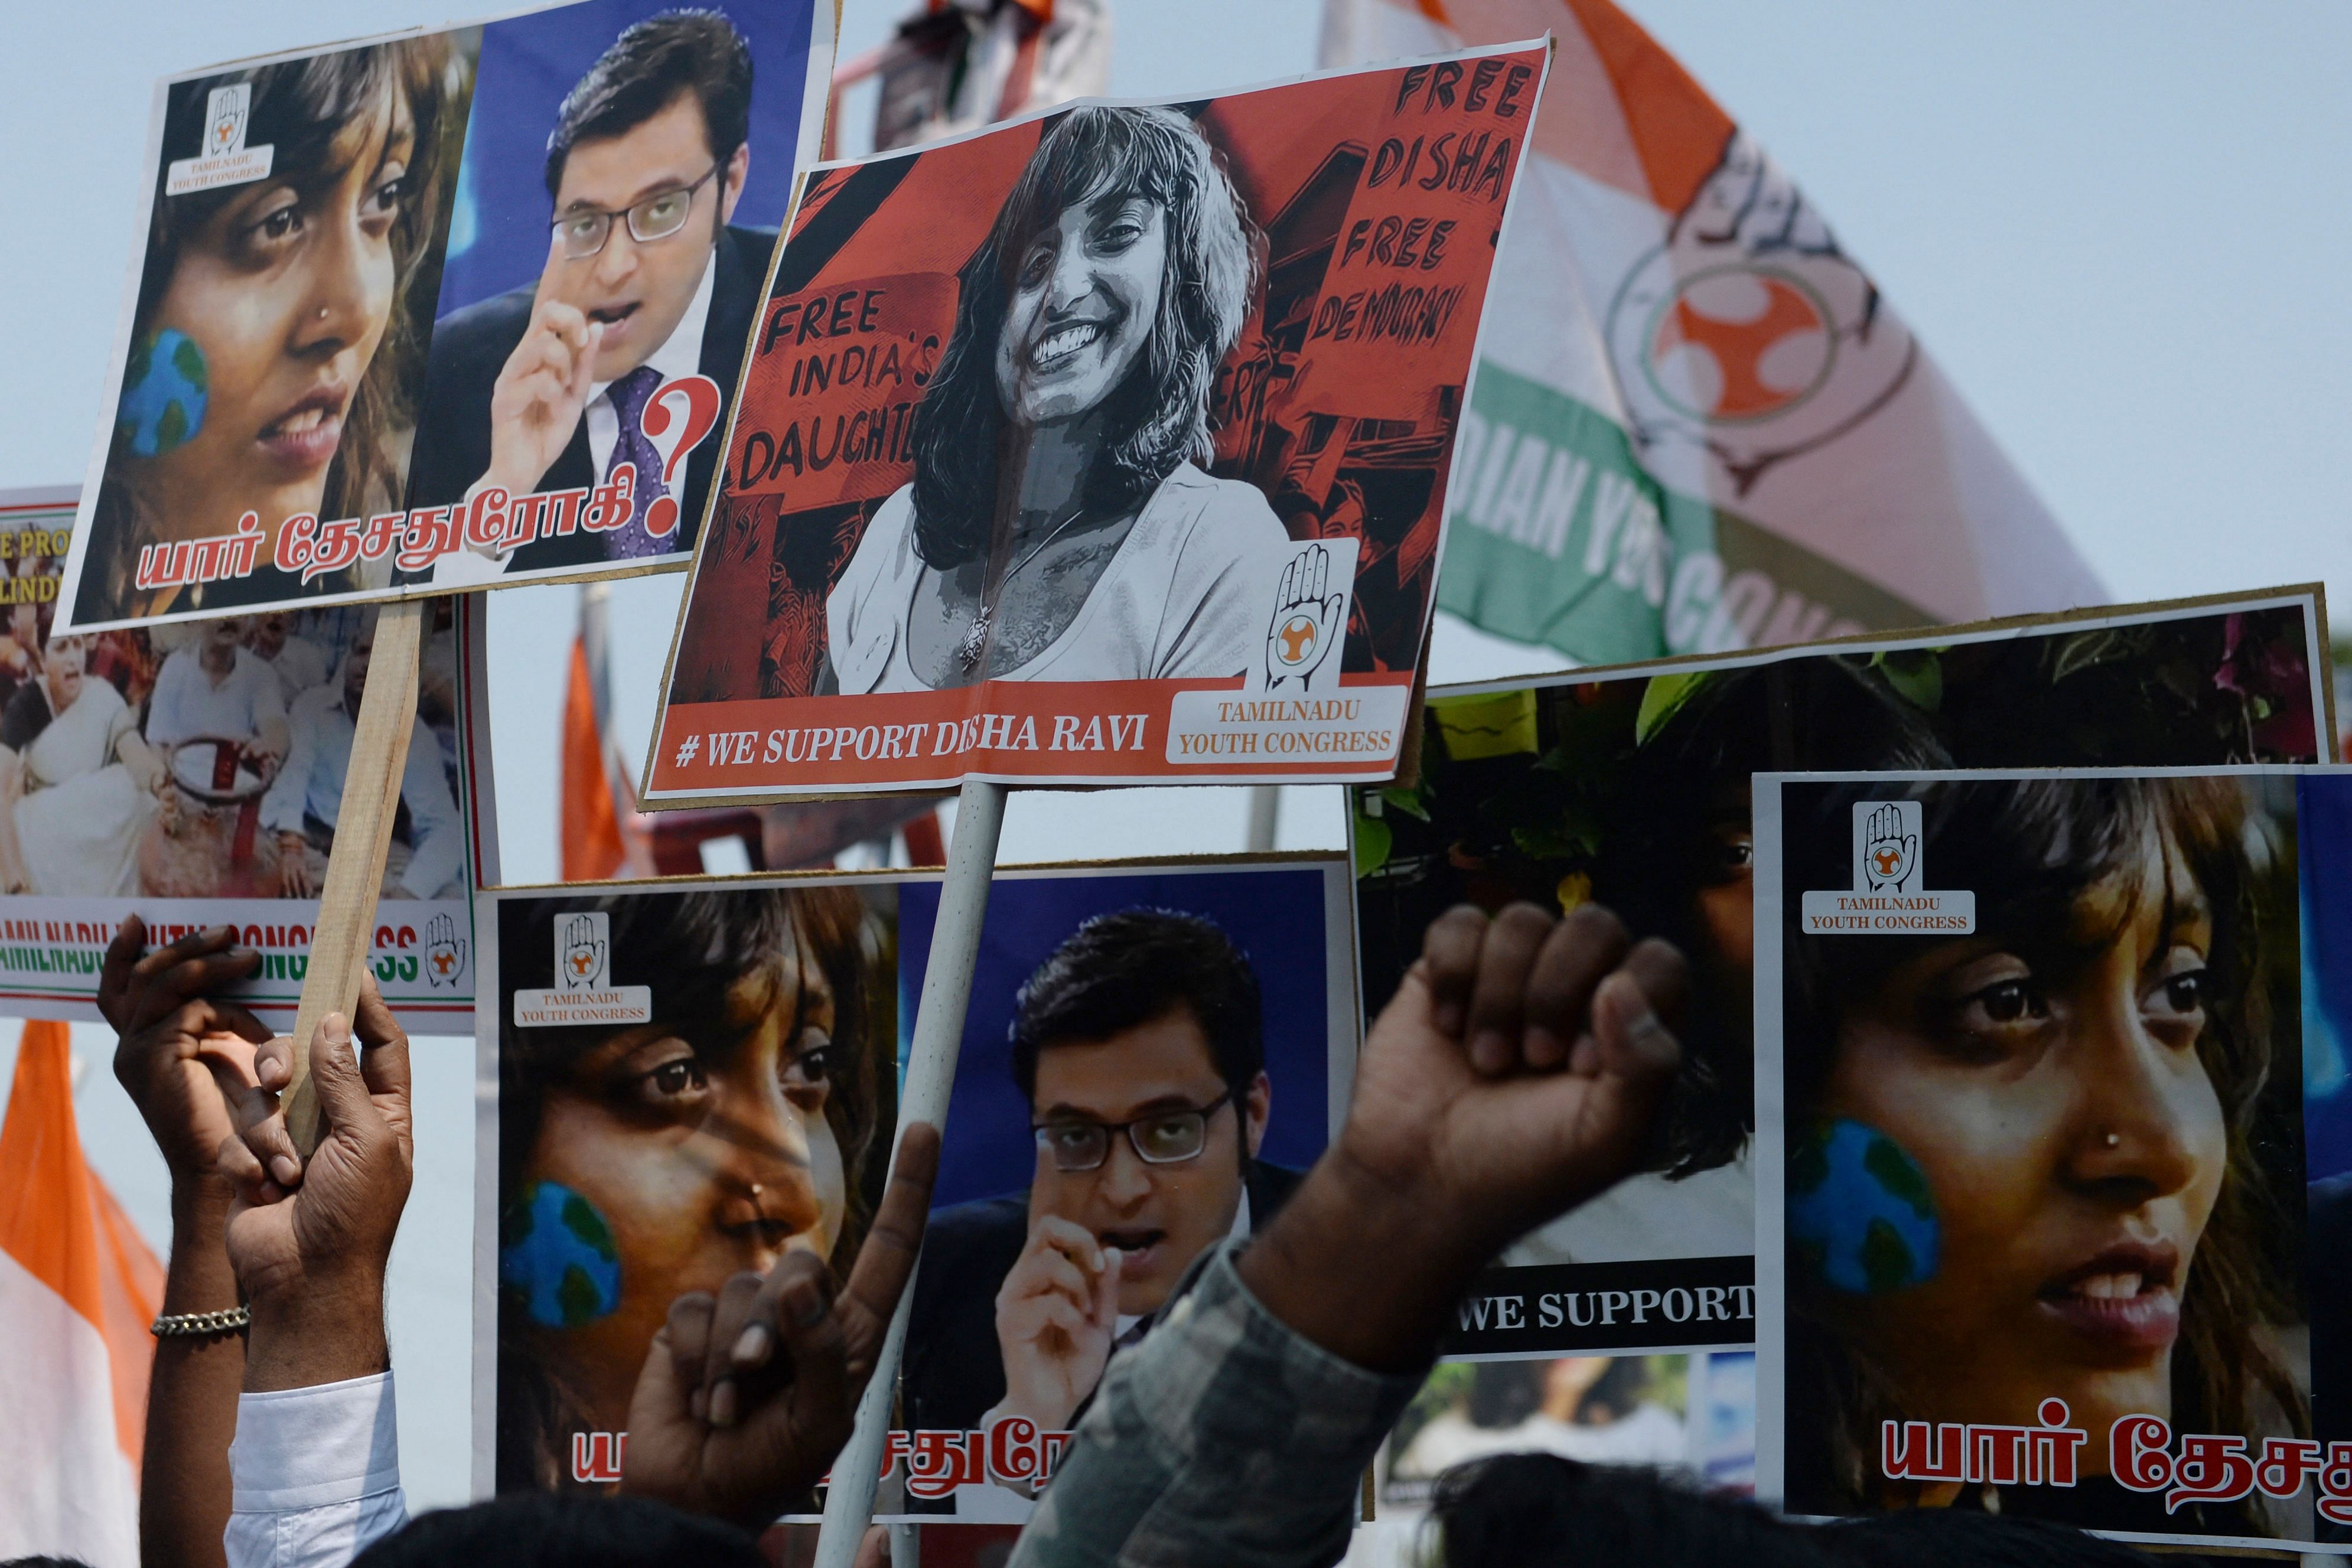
<box><xmin>1321</xmin><ymin>0</ymin><xmax>2105</xmax><ymax>664</ymax></box>
<box><xmin>0</xmin><ymin>1021</ymin><xmax>163</xmax><ymax>1567</ymax></box>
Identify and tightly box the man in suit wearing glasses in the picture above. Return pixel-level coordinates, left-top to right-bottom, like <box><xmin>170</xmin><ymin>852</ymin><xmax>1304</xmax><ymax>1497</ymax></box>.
<box><xmin>406</xmin><ymin>10</ymin><xmax>768</xmax><ymax>575</ymax></box>
<box><xmin>904</xmin><ymin>908</ymin><xmax>1304</xmax><ymax>1454</ymax></box>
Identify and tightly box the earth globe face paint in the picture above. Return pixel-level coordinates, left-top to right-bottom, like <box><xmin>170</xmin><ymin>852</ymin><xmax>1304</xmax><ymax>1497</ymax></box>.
<box><xmin>118</xmin><ymin>328</ymin><xmax>210</xmax><ymax>457</ymax></box>
<box><xmin>501</xmin><ymin>1179</ymin><xmax>623</xmax><ymax>1328</ymax></box>
<box><xmin>1788</xmin><ymin>1116</ymin><xmax>1939</xmax><ymax>1295</ymax></box>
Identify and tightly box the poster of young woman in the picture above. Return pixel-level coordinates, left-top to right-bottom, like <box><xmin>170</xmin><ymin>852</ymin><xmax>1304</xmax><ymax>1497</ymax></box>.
<box><xmin>1351</xmin><ymin>586</ymin><xmax>2330</xmax><ymax>1360</ymax></box>
<box><xmin>473</xmin><ymin>856</ymin><xmax>1358</xmax><ymax>1517</ymax></box>
<box><xmin>0</xmin><ymin>486</ymin><xmax>490</xmax><ymax>1031</ymax></box>
<box><xmin>476</xmin><ymin>875</ymin><xmax>903</xmax><ymax>1498</ymax></box>
<box><xmin>56</xmin><ymin>0</ymin><xmax>835</xmax><ymax>632</ymax></box>
<box><xmin>641</xmin><ymin>44</ymin><xmax>1550</xmax><ymax>801</ymax></box>
<box><xmin>1752</xmin><ymin>767</ymin><xmax>2351</xmax><ymax>1554</ymax></box>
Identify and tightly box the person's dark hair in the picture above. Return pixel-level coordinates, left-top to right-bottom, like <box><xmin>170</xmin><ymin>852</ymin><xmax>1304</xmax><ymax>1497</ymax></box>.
<box><xmin>1009</xmin><ymin>907</ymin><xmax>1263</xmax><ymax>1103</ymax></box>
<box><xmin>1426</xmin><ymin>1454</ymin><xmax>1831</xmax><ymax>1568</ymax></box>
<box><xmin>90</xmin><ymin>39</ymin><xmax>458</xmax><ymax>613</ymax></box>
<box><xmin>545</xmin><ymin>10</ymin><xmax>753</xmax><ymax>198</ymax></box>
<box><xmin>1591</xmin><ymin>659</ymin><xmax>1950</xmax><ymax>1178</ymax></box>
<box><xmin>1820</xmin><ymin>1508</ymin><xmax>2158</xmax><ymax>1567</ymax></box>
<box><xmin>1466</xmin><ymin>1360</ymin><xmax>1545</xmax><ymax>1429</ymax></box>
<box><xmin>350</xmin><ymin>1493</ymin><xmax>763</xmax><ymax>1568</ymax></box>
<box><xmin>494</xmin><ymin>888</ymin><xmax>887</xmax><ymax>1492</ymax></box>
<box><xmin>908</xmin><ymin>105</ymin><xmax>1257</xmax><ymax>571</ymax></box>
<box><xmin>1458</xmin><ymin>1358</ymin><xmax>1648</xmax><ymax>1430</ymax></box>
<box><xmin>1574</xmin><ymin>1357</ymin><xmax>1649</xmax><ymax>1424</ymax></box>
<box><xmin>1780</xmin><ymin>777</ymin><xmax>2305</xmax><ymax>1514</ymax></box>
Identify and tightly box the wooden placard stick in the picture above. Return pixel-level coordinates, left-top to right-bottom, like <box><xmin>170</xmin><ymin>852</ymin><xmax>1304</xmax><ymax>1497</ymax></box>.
<box><xmin>281</xmin><ymin>598</ymin><xmax>428</xmax><ymax>1155</ymax></box>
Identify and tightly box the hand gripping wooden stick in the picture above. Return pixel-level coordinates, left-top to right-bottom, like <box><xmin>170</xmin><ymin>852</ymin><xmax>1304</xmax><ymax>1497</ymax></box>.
<box><xmin>281</xmin><ymin>599</ymin><xmax>426</xmax><ymax>1156</ymax></box>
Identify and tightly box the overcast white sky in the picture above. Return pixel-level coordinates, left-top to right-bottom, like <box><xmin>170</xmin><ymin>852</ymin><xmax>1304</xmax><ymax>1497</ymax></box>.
<box><xmin>3</xmin><ymin>0</ymin><xmax>2350</xmax><ymax>1514</ymax></box>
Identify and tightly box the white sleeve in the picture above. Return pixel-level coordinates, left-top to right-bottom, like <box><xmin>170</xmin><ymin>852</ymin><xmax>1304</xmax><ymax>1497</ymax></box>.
<box><xmin>260</xmin><ymin>698</ymin><xmax>319</xmax><ymax>837</ymax></box>
<box><xmin>224</xmin><ymin>1372</ymin><xmax>408</xmax><ymax>1568</ymax></box>
<box><xmin>144</xmin><ymin>655</ymin><xmax>191</xmax><ymax>747</ymax></box>
<box><xmin>825</xmin><ymin>486</ymin><xmax>913</xmax><ymax>695</ymax></box>
<box><xmin>394</xmin><ymin>718</ymin><xmax>465</xmax><ymax>899</ymax></box>
<box><xmin>1154</xmin><ymin>482</ymin><xmax>1294</xmax><ymax>681</ymax></box>
<box><xmin>249</xmin><ymin>655</ymin><xmax>288</xmax><ymax>731</ymax></box>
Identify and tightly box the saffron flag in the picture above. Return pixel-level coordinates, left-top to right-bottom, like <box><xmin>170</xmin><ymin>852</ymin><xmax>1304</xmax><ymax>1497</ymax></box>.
<box><xmin>1320</xmin><ymin>0</ymin><xmax>2105</xmax><ymax>664</ymax></box>
<box><xmin>562</xmin><ymin>589</ymin><xmax>628</xmax><ymax>883</ymax></box>
<box><xmin>0</xmin><ymin>1021</ymin><xmax>165</xmax><ymax>1567</ymax></box>
<box><xmin>563</xmin><ymin>585</ymin><xmax>944</xmax><ymax>876</ymax></box>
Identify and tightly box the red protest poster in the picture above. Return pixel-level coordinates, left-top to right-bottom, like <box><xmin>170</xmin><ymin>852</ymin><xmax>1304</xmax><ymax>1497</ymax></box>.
<box><xmin>645</xmin><ymin>44</ymin><xmax>1548</xmax><ymax>800</ymax></box>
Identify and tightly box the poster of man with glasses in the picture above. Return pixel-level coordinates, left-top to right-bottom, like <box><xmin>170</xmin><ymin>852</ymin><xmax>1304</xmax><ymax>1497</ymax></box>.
<box><xmin>888</xmin><ymin>858</ymin><xmax>1356</xmax><ymax>1522</ymax></box>
<box><xmin>473</xmin><ymin>857</ymin><xmax>1353</xmax><ymax>1511</ymax></box>
<box><xmin>56</xmin><ymin>0</ymin><xmax>829</xmax><ymax>631</ymax></box>
<box><xmin>407</xmin><ymin>2</ymin><xmax>825</xmax><ymax>582</ymax></box>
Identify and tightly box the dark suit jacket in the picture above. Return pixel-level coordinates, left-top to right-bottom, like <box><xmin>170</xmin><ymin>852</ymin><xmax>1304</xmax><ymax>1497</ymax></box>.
<box><xmin>403</xmin><ymin>222</ymin><xmax>774</xmax><ymax>574</ymax></box>
<box><xmin>2314</xmin><ymin>1175</ymin><xmax>2352</xmax><ymax>1450</ymax></box>
<box><xmin>903</xmin><ymin>1160</ymin><xmax>1303</xmax><ymax>1438</ymax></box>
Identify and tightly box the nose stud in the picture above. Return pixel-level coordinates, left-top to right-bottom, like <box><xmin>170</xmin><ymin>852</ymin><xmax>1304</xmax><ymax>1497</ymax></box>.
<box><xmin>2102</xmin><ymin>1132</ymin><xmax>2121</xmax><ymax>1149</ymax></box>
<box><xmin>749</xmin><ymin>1182</ymin><xmax>764</xmax><ymax>1197</ymax></box>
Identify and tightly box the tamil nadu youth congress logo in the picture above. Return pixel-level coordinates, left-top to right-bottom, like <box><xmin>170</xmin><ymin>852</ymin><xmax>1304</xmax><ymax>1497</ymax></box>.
<box><xmin>166</xmin><ymin>82</ymin><xmax>275</xmax><ymax>197</ymax></box>
<box><xmin>513</xmin><ymin>911</ymin><xmax>652</xmax><ymax>1027</ymax></box>
<box><xmin>1251</xmin><ymin>537</ymin><xmax>1357</xmax><ymax>695</ymax></box>
<box><xmin>1800</xmin><ymin>800</ymin><xmax>1975</xmax><ymax>934</ymax></box>
<box><xmin>1604</xmin><ymin>132</ymin><xmax>1916</xmax><ymax>494</ymax></box>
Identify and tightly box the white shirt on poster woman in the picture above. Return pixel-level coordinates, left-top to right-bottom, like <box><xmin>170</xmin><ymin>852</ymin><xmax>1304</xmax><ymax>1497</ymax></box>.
<box><xmin>825</xmin><ymin>463</ymin><xmax>1292</xmax><ymax>693</ymax></box>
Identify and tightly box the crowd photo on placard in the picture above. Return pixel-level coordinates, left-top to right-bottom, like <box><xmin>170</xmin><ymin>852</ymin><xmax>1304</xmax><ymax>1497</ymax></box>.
<box><xmin>0</xmin><ymin>558</ymin><xmax>464</xmax><ymax>901</ymax></box>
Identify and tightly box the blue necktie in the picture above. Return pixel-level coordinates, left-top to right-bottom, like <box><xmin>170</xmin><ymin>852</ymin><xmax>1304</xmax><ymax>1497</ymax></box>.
<box><xmin>602</xmin><ymin>365</ymin><xmax>672</xmax><ymax>559</ymax></box>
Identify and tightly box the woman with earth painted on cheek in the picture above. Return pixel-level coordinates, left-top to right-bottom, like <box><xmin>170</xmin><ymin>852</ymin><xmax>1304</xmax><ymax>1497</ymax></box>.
<box><xmin>1782</xmin><ymin>778</ymin><xmax>2307</xmax><ymax>1531</ymax></box>
<box><xmin>85</xmin><ymin>38</ymin><xmax>462</xmax><ymax>621</ymax></box>
<box><xmin>494</xmin><ymin>889</ymin><xmax>887</xmax><ymax>1493</ymax></box>
<box><xmin>819</xmin><ymin>104</ymin><xmax>1293</xmax><ymax>695</ymax></box>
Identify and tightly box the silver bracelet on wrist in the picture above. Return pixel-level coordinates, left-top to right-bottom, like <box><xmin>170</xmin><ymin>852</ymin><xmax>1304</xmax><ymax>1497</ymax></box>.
<box><xmin>151</xmin><ymin>1306</ymin><xmax>250</xmax><ymax>1338</ymax></box>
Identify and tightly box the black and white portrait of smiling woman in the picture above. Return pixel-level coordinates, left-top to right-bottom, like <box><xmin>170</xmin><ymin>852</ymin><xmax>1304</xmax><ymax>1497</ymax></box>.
<box><xmin>821</xmin><ymin>105</ymin><xmax>1294</xmax><ymax>695</ymax></box>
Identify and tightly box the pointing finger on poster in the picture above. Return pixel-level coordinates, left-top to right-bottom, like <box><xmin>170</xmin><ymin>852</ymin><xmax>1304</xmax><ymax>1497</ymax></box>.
<box><xmin>998</xmin><ymin>1178</ymin><xmax>1122</xmax><ymax>1430</ymax></box>
<box><xmin>620</xmin><ymin>1127</ymin><xmax>940</xmax><ymax>1525</ymax></box>
<box><xmin>484</xmin><ymin>233</ymin><xmax>603</xmax><ymax>500</ymax></box>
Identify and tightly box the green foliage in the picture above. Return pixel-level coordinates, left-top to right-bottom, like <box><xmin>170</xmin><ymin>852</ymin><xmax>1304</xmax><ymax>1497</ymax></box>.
<box><xmin>1634</xmin><ymin>671</ymin><xmax>1708</xmax><ymax>744</ymax></box>
<box><xmin>1380</xmin><ymin>784</ymin><xmax>1431</xmax><ymax>821</ymax></box>
<box><xmin>1869</xmin><ymin>648</ymin><xmax>1943</xmax><ymax>710</ymax></box>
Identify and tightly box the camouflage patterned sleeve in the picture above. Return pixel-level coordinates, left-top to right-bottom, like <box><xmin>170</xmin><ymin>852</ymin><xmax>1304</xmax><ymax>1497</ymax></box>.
<box><xmin>1007</xmin><ymin>1239</ymin><xmax>1427</xmax><ymax>1568</ymax></box>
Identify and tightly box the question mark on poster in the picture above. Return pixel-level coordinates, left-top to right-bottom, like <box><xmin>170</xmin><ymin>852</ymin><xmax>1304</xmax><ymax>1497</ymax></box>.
<box><xmin>637</xmin><ymin>374</ymin><xmax>724</xmax><ymax>540</ymax></box>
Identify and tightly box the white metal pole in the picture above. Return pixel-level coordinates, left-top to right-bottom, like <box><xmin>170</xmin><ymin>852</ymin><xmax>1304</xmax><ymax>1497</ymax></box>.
<box><xmin>1245</xmin><ymin>784</ymin><xmax>1280</xmax><ymax>853</ymax></box>
<box><xmin>812</xmin><ymin>778</ymin><xmax>1008</xmax><ymax>1568</ymax></box>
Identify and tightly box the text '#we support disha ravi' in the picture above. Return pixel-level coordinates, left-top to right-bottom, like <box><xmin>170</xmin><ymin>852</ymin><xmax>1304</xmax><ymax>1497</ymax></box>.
<box><xmin>683</xmin><ymin>710</ymin><xmax>1153</xmax><ymax>769</ymax></box>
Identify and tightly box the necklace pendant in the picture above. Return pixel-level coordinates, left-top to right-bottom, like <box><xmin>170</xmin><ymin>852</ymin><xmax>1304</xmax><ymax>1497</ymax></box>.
<box><xmin>957</xmin><ymin>613</ymin><xmax>989</xmax><ymax>671</ymax></box>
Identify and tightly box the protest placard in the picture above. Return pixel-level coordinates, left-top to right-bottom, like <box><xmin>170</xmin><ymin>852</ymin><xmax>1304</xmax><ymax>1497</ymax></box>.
<box><xmin>1753</xmin><ymin>767</ymin><xmax>2350</xmax><ymax>1553</ymax></box>
<box><xmin>473</xmin><ymin>855</ymin><xmax>1353</xmax><ymax>1523</ymax></box>
<box><xmin>642</xmin><ymin>45</ymin><xmax>1549</xmax><ymax>800</ymax></box>
<box><xmin>0</xmin><ymin>487</ymin><xmax>488</xmax><ymax>1030</ymax></box>
<box><xmin>56</xmin><ymin>0</ymin><xmax>836</xmax><ymax>630</ymax></box>
<box><xmin>1353</xmin><ymin>588</ymin><xmax>2330</xmax><ymax>1358</ymax></box>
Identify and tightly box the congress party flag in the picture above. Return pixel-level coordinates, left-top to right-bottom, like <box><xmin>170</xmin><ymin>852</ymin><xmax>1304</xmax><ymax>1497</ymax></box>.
<box><xmin>1320</xmin><ymin>0</ymin><xmax>2106</xmax><ymax>665</ymax></box>
<box><xmin>0</xmin><ymin>1021</ymin><xmax>165</xmax><ymax>1568</ymax></box>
